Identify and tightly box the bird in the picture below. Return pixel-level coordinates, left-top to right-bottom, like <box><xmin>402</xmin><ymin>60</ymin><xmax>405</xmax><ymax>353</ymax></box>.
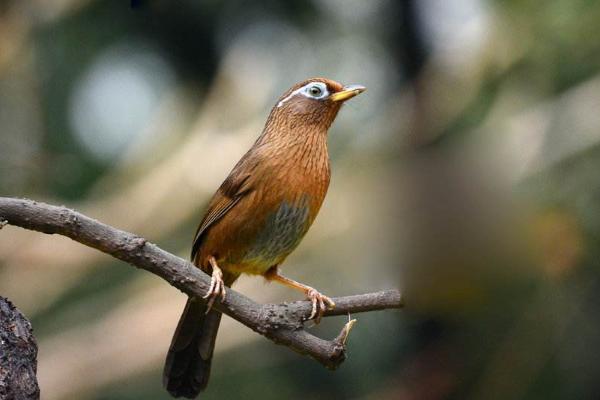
<box><xmin>163</xmin><ymin>77</ymin><xmax>366</xmax><ymax>398</ymax></box>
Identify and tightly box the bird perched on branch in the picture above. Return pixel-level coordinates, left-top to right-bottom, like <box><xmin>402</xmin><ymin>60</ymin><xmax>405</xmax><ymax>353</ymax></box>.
<box><xmin>163</xmin><ymin>78</ymin><xmax>365</xmax><ymax>398</ymax></box>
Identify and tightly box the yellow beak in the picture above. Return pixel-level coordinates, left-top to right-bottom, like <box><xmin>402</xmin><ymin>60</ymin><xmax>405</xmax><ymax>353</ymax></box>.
<box><xmin>329</xmin><ymin>84</ymin><xmax>366</xmax><ymax>102</ymax></box>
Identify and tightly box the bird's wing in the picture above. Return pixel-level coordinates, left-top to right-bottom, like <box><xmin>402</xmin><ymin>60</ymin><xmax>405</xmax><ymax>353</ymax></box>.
<box><xmin>191</xmin><ymin>172</ymin><xmax>253</xmax><ymax>261</ymax></box>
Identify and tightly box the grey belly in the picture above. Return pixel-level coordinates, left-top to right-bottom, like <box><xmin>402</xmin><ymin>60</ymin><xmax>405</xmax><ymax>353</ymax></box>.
<box><xmin>243</xmin><ymin>197</ymin><xmax>310</xmax><ymax>264</ymax></box>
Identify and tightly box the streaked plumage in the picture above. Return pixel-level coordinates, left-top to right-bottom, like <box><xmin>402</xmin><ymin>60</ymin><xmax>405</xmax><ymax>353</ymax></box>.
<box><xmin>164</xmin><ymin>78</ymin><xmax>365</xmax><ymax>398</ymax></box>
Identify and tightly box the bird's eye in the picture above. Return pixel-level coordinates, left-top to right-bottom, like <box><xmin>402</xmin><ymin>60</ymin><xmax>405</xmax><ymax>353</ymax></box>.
<box><xmin>308</xmin><ymin>85</ymin><xmax>323</xmax><ymax>97</ymax></box>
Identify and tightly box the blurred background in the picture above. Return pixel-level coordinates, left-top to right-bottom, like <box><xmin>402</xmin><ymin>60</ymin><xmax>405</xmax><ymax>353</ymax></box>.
<box><xmin>1</xmin><ymin>0</ymin><xmax>600</xmax><ymax>399</ymax></box>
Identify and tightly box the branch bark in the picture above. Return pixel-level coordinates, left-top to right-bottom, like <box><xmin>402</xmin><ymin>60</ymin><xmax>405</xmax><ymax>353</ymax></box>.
<box><xmin>0</xmin><ymin>296</ymin><xmax>39</xmax><ymax>400</ymax></box>
<box><xmin>0</xmin><ymin>197</ymin><xmax>403</xmax><ymax>370</ymax></box>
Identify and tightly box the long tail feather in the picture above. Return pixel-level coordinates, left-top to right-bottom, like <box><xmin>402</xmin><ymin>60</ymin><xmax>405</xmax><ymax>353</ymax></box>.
<box><xmin>163</xmin><ymin>298</ymin><xmax>222</xmax><ymax>398</ymax></box>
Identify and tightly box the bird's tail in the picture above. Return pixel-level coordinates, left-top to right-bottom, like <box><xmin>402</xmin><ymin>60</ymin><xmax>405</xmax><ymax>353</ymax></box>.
<box><xmin>163</xmin><ymin>297</ymin><xmax>222</xmax><ymax>398</ymax></box>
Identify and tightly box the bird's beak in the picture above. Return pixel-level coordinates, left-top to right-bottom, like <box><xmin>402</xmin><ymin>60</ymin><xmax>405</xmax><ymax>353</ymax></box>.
<box><xmin>329</xmin><ymin>84</ymin><xmax>366</xmax><ymax>102</ymax></box>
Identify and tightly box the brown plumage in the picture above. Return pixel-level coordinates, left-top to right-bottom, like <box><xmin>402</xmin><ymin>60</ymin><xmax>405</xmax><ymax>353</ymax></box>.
<box><xmin>164</xmin><ymin>77</ymin><xmax>365</xmax><ymax>398</ymax></box>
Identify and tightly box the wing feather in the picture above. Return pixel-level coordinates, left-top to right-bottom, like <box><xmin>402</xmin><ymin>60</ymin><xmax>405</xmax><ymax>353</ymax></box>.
<box><xmin>190</xmin><ymin>173</ymin><xmax>252</xmax><ymax>261</ymax></box>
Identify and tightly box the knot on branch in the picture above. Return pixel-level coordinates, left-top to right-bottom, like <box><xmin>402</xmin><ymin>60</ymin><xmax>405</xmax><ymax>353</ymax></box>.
<box><xmin>61</xmin><ymin>208</ymin><xmax>81</xmax><ymax>227</ymax></box>
<box><xmin>256</xmin><ymin>303</ymin><xmax>304</xmax><ymax>333</ymax></box>
<box><xmin>119</xmin><ymin>236</ymin><xmax>147</xmax><ymax>253</ymax></box>
<box><xmin>325</xmin><ymin>344</ymin><xmax>347</xmax><ymax>370</ymax></box>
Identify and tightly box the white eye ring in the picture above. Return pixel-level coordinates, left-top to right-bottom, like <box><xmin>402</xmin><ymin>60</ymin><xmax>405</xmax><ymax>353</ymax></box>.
<box><xmin>277</xmin><ymin>81</ymin><xmax>330</xmax><ymax>108</ymax></box>
<box><xmin>303</xmin><ymin>82</ymin><xmax>328</xmax><ymax>99</ymax></box>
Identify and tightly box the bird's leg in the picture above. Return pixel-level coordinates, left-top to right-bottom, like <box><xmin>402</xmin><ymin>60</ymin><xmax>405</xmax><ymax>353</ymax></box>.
<box><xmin>265</xmin><ymin>266</ymin><xmax>335</xmax><ymax>323</ymax></box>
<box><xmin>203</xmin><ymin>256</ymin><xmax>226</xmax><ymax>312</ymax></box>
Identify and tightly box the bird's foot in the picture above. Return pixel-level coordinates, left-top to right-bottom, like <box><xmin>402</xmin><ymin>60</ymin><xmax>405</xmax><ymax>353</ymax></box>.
<box><xmin>203</xmin><ymin>263</ymin><xmax>226</xmax><ymax>312</ymax></box>
<box><xmin>306</xmin><ymin>288</ymin><xmax>335</xmax><ymax>323</ymax></box>
<box><xmin>263</xmin><ymin>267</ymin><xmax>335</xmax><ymax>323</ymax></box>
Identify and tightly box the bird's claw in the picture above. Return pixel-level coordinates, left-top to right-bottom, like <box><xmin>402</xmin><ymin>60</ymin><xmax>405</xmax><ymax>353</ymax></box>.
<box><xmin>306</xmin><ymin>288</ymin><xmax>335</xmax><ymax>323</ymax></box>
<box><xmin>203</xmin><ymin>267</ymin><xmax>226</xmax><ymax>312</ymax></box>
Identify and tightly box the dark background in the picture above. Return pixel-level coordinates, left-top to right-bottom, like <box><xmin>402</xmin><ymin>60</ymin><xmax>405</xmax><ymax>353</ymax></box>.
<box><xmin>2</xmin><ymin>1</ymin><xmax>600</xmax><ymax>399</ymax></box>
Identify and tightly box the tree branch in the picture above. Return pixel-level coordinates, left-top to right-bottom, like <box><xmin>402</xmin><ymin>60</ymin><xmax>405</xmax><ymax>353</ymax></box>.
<box><xmin>0</xmin><ymin>197</ymin><xmax>403</xmax><ymax>370</ymax></box>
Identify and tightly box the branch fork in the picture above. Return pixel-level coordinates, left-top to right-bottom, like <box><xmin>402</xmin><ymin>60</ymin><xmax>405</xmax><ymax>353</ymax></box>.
<box><xmin>0</xmin><ymin>197</ymin><xmax>403</xmax><ymax>370</ymax></box>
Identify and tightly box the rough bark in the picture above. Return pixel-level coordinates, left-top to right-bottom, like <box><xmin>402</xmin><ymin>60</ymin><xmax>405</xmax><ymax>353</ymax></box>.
<box><xmin>0</xmin><ymin>297</ymin><xmax>39</xmax><ymax>400</ymax></box>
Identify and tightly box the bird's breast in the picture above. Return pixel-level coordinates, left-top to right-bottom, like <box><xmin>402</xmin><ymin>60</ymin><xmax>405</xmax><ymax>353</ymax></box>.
<box><xmin>241</xmin><ymin>194</ymin><xmax>311</xmax><ymax>267</ymax></box>
<box><xmin>209</xmin><ymin>136</ymin><xmax>330</xmax><ymax>275</ymax></box>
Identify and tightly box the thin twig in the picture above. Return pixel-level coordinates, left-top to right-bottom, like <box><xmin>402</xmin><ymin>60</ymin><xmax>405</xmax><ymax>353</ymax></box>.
<box><xmin>0</xmin><ymin>197</ymin><xmax>403</xmax><ymax>369</ymax></box>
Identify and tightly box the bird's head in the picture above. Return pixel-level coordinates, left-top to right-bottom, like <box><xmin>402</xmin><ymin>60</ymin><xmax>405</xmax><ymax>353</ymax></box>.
<box><xmin>268</xmin><ymin>78</ymin><xmax>366</xmax><ymax>131</ymax></box>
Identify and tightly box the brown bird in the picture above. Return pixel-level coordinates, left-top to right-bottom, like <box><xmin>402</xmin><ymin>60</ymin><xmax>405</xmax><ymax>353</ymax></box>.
<box><xmin>163</xmin><ymin>77</ymin><xmax>365</xmax><ymax>398</ymax></box>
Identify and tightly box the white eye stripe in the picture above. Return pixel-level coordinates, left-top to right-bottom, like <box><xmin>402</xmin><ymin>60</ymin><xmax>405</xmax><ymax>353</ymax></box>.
<box><xmin>277</xmin><ymin>82</ymin><xmax>330</xmax><ymax>108</ymax></box>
